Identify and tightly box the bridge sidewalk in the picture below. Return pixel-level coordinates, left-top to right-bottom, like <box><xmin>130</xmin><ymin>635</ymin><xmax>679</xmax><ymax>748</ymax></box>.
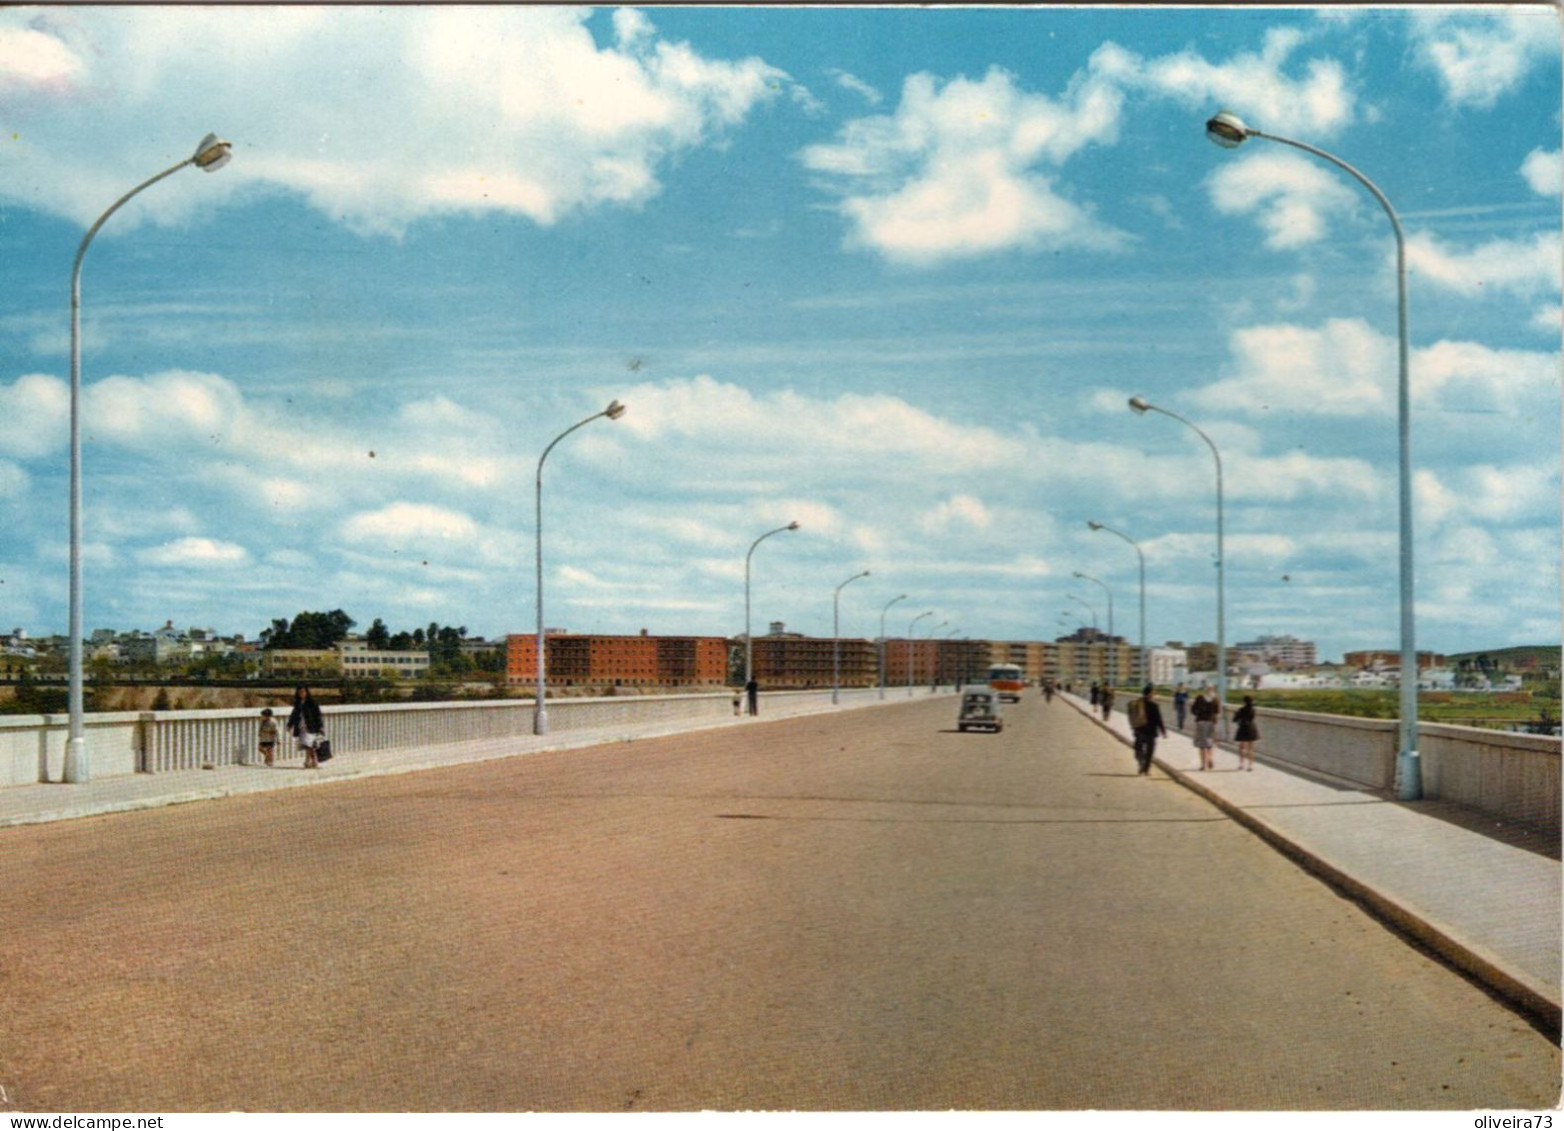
<box><xmin>1065</xmin><ymin>692</ymin><xmax>1561</xmax><ymax>1035</ymax></box>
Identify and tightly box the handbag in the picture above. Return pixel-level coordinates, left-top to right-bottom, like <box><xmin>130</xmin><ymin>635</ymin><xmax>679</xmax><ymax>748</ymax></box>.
<box><xmin>316</xmin><ymin>737</ymin><xmax>333</xmax><ymax>762</ymax></box>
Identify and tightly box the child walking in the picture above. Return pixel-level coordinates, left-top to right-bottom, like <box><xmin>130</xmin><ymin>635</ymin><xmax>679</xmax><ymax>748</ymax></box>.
<box><xmin>258</xmin><ymin>708</ymin><xmax>278</xmax><ymax>767</ymax></box>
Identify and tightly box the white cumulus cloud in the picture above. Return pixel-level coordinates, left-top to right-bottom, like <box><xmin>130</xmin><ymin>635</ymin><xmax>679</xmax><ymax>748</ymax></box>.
<box><xmin>1410</xmin><ymin>9</ymin><xmax>1561</xmax><ymax>110</ymax></box>
<box><xmin>1089</xmin><ymin>26</ymin><xmax>1355</xmax><ymax>137</ymax></box>
<box><xmin>0</xmin><ymin>373</ymin><xmax>68</xmax><ymax>458</ymax></box>
<box><xmin>1407</xmin><ymin>230</ymin><xmax>1562</xmax><ymax>300</ymax></box>
<box><xmin>0</xmin><ymin>7</ymin><xmax>794</xmax><ymax>236</ymax></box>
<box><xmin>1521</xmin><ymin>148</ymin><xmax>1562</xmax><ymax>196</ymax></box>
<box><xmin>137</xmin><ymin>537</ymin><xmax>248</xmax><ymax>568</ymax></box>
<box><xmin>799</xmin><ymin>66</ymin><xmax>1129</xmax><ymax>266</ymax></box>
<box><xmin>342</xmin><ymin>502</ymin><xmax>481</xmax><ymax>546</ymax></box>
<box><xmin>1187</xmin><ymin>318</ymin><xmax>1561</xmax><ymax>419</ymax></box>
<box><xmin>1206</xmin><ymin>150</ymin><xmax>1361</xmax><ymax>249</ymax></box>
<box><xmin>920</xmin><ymin>495</ymin><xmax>993</xmax><ymax>535</ymax></box>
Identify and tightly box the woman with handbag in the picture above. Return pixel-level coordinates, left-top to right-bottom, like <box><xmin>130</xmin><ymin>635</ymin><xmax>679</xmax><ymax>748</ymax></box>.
<box><xmin>286</xmin><ymin>685</ymin><xmax>325</xmax><ymax>769</ymax></box>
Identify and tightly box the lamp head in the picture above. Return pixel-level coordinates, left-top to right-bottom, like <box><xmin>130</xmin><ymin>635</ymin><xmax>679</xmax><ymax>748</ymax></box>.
<box><xmin>1128</xmin><ymin>396</ymin><xmax>1151</xmax><ymax>415</ymax></box>
<box><xmin>193</xmin><ymin>134</ymin><xmax>233</xmax><ymax>172</ymax></box>
<box><xmin>786</xmin><ymin>521</ymin><xmax>800</xmax><ymax>531</ymax></box>
<box><xmin>1088</xmin><ymin>521</ymin><xmax>1103</xmax><ymax>531</ymax></box>
<box><xmin>1205</xmin><ymin>110</ymin><xmax>1250</xmax><ymax>149</ymax></box>
<box><xmin>604</xmin><ymin>399</ymin><xmax>626</xmax><ymax>420</ymax></box>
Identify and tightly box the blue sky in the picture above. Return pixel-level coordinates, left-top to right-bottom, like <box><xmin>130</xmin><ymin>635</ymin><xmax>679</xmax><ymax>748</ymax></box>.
<box><xmin>1</xmin><ymin>5</ymin><xmax>1558</xmax><ymax>662</ymax></box>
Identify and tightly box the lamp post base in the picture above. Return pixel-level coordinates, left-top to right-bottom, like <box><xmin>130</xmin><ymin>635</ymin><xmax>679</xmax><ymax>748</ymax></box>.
<box><xmin>1395</xmin><ymin>749</ymin><xmax>1422</xmax><ymax>801</ymax></box>
<box><xmin>533</xmin><ymin>709</ymin><xmax>549</xmax><ymax>737</ymax></box>
<box><xmin>63</xmin><ymin>736</ymin><xmax>88</xmax><ymax>784</ymax></box>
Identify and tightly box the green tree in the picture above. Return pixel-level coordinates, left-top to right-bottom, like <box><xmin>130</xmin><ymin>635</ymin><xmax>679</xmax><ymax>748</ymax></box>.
<box><xmin>261</xmin><ymin>610</ymin><xmax>356</xmax><ymax>650</ymax></box>
<box><xmin>366</xmin><ymin>618</ymin><xmax>391</xmax><ymax>650</ymax></box>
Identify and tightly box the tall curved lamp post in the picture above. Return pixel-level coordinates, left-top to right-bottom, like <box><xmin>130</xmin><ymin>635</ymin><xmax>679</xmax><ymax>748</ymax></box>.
<box><xmin>1206</xmin><ymin>108</ymin><xmax>1419</xmax><ymax>799</ymax></box>
<box><xmin>906</xmin><ymin>611</ymin><xmax>933</xmax><ymax>697</ymax></box>
<box><xmin>1089</xmin><ymin>521</ymin><xmax>1147</xmax><ymax>688</ymax></box>
<box><xmin>942</xmin><ymin>627</ymin><xmax>961</xmax><ymax>688</ymax></box>
<box><xmin>1129</xmin><ymin>396</ymin><xmax>1226</xmax><ymax>736</ymax></box>
<box><xmin>878</xmin><ymin>593</ymin><xmax>907</xmax><ymax>700</ymax></box>
<box><xmin>744</xmin><ymin>521</ymin><xmax>800</xmax><ymax>689</ymax></box>
<box><xmin>832</xmin><ymin>569</ymin><xmax>870</xmax><ymax>704</ymax></box>
<box><xmin>1073</xmin><ymin>570</ymin><xmax>1115</xmax><ymax>687</ymax></box>
<box><xmin>534</xmin><ymin>400</ymin><xmax>626</xmax><ymax>736</ymax></box>
<box><xmin>64</xmin><ymin>133</ymin><xmax>233</xmax><ymax>784</ymax></box>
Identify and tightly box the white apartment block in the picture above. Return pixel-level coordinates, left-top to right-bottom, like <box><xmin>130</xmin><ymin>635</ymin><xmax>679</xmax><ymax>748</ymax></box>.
<box><xmin>1233</xmin><ymin>634</ymin><xmax>1317</xmax><ymax>669</ymax></box>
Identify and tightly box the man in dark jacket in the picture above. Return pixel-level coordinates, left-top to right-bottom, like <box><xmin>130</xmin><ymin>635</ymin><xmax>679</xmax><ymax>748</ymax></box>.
<box><xmin>1127</xmin><ymin>684</ymin><xmax>1168</xmax><ymax>776</ymax></box>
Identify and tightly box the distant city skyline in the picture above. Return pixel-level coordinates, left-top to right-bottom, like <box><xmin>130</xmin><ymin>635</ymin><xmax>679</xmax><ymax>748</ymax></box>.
<box><xmin>2</xmin><ymin>7</ymin><xmax>1558</xmax><ymax>662</ymax></box>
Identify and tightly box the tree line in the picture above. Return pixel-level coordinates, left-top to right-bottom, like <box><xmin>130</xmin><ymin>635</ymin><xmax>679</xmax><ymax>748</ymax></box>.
<box><xmin>259</xmin><ymin>610</ymin><xmax>503</xmax><ymax>676</ymax></box>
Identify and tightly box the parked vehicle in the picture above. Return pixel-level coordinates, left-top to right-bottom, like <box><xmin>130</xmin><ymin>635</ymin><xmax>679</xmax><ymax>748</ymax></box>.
<box><xmin>987</xmin><ymin>664</ymin><xmax>1025</xmax><ymax>703</ymax></box>
<box><xmin>958</xmin><ymin>688</ymin><xmax>1003</xmax><ymax>732</ymax></box>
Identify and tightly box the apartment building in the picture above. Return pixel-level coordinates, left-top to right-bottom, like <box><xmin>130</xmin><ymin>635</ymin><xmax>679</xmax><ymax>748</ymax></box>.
<box><xmin>879</xmin><ymin>638</ymin><xmax>942</xmax><ymax>687</ymax></box>
<box><xmin>749</xmin><ymin>632</ymin><xmax>877</xmax><ymax>689</ymax></box>
<box><xmin>1047</xmin><ymin>630</ymin><xmax>1137</xmax><ymax>687</ymax></box>
<box><xmin>1234</xmin><ymin>634</ymin><xmax>1318</xmax><ymax>669</ymax></box>
<box><xmin>506</xmin><ymin>631</ymin><xmax>728</xmax><ymax>689</ymax></box>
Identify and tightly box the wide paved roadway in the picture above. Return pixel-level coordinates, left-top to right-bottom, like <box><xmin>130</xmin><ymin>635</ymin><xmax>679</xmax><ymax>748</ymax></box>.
<box><xmin>0</xmin><ymin>694</ymin><xmax>1557</xmax><ymax>1111</ymax></box>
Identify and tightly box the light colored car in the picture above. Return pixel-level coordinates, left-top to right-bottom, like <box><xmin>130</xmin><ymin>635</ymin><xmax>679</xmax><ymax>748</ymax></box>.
<box><xmin>957</xmin><ymin>688</ymin><xmax>1003</xmax><ymax>733</ymax></box>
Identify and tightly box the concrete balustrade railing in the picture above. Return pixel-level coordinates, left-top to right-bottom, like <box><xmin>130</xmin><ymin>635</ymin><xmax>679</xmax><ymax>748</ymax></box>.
<box><xmin>9</xmin><ymin>692</ymin><xmax>1557</xmax><ymax>839</ymax></box>
<box><xmin>0</xmin><ymin>687</ymin><xmax>919</xmax><ymax>786</ymax></box>
<box><xmin>1103</xmin><ymin>700</ymin><xmax>1560</xmax><ymax>839</ymax></box>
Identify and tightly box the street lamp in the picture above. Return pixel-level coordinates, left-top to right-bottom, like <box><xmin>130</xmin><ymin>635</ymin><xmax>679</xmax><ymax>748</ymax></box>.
<box><xmin>832</xmin><ymin>569</ymin><xmax>870</xmax><ymax>705</ymax></box>
<box><xmin>744</xmin><ymin>521</ymin><xmax>801</xmax><ymax>690</ymax></box>
<box><xmin>64</xmin><ymin>133</ymin><xmax>233</xmax><ymax>784</ymax></box>
<box><xmin>534</xmin><ymin>399</ymin><xmax>626</xmax><ymax>736</ymax></box>
<box><xmin>1205</xmin><ymin>107</ymin><xmax>1420</xmax><ymax>800</ymax></box>
<box><xmin>1129</xmin><ymin>395</ymin><xmax>1227</xmax><ymax>736</ymax></box>
<box><xmin>942</xmin><ymin>627</ymin><xmax>961</xmax><ymax>689</ymax></box>
<box><xmin>878</xmin><ymin>593</ymin><xmax>907</xmax><ymax>700</ymax></box>
<box><xmin>906</xmin><ymin>611</ymin><xmax>933</xmax><ymax>697</ymax></box>
<box><xmin>1089</xmin><ymin>521</ymin><xmax>1147</xmax><ymax>688</ymax></box>
<box><xmin>1074</xmin><ymin>571</ymin><xmax>1115</xmax><ymax>688</ymax></box>
<box><xmin>1067</xmin><ymin>594</ymin><xmax>1097</xmax><ymax>631</ymax></box>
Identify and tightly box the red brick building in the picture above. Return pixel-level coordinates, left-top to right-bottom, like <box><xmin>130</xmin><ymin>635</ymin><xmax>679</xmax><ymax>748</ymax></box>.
<box><xmin>507</xmin><ymin>631</ymin><xmax>728</xmax><ymax>689</ymax></box>
<box><xmin>748</xmin><ymin>635</ymin><xmax>877</xmax><ymax>689</ymax></box>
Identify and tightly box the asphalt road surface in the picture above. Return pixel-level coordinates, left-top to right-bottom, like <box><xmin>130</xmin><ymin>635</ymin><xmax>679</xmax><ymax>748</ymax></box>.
<box><xmin>0</xmin><ymin>694</ymin><xmax>1557</xmax><ymax>1111</ymax></box>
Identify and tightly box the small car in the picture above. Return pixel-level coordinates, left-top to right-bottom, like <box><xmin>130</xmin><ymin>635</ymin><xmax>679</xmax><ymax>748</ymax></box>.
<box><xmin>957</xmin><ymin>688</ymin><xmax>1003</xmax><ymax>733</ymax></box>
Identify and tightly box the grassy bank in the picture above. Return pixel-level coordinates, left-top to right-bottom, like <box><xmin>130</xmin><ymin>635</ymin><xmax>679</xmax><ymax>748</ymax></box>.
<box><xmin>1241</xmin><ymin>689</ymin><xmax>1559</xmax><ymax>732</ymax></box>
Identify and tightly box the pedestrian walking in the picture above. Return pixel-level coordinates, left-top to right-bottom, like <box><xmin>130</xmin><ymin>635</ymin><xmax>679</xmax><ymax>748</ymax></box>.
<box><xmin>1042</xmin><ymin>678</ymin><xmax>1055</xmax><ymax>704</ymax></box>
<box><xmin>1089</xmin><ymin>682</ymin><xmax>1100</xmax><ymax>707</ymax></box>
<box><xmin>1190</xmin><ymin>685</ymin><xmax>1220</xmax><ymax>771</ymax></box>
<box><xmin>1234</xmin><ymin>695</ymin><xmax>1260</xmax><ymax>771</ymax></box>
<box><xmin>1099</xmin><ymin>685</ymin><xmax>1115</xmax><ymax>721</ymax></box>
<box><xmin>286</xmin><ymin>685</ymin><xmax>325</xmax><ymax>769</ymax></box>
<box><xmin>745</xmin><ymin>677</ymin><xmax>759</xmax><ymax>717</ymax></box>
<box><xmin>1126</xmin><ymin>684</ymin><xmax>1167</xmax><ymax>775</ymax></box>
<box><xmin>1173</xmin><ymin>683</ymin><xmax>1189</xmax><ymax>730</ymax></box>
<box><xmin>257</xmin><ymin>708</ymin><xmax>278</xmax><ymax>767</ymax></box>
